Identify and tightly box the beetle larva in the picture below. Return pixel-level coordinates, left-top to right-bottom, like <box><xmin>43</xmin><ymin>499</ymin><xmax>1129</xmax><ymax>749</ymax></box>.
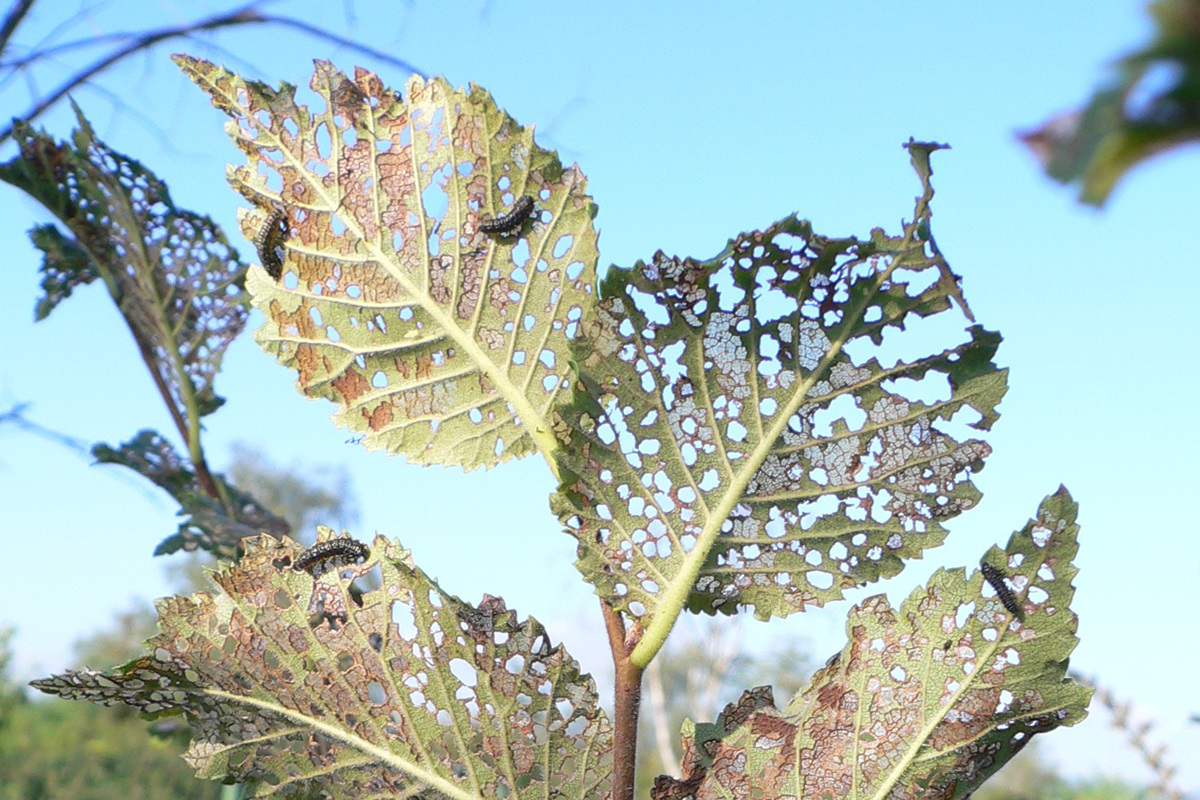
<box><xmin>980</xmin><ymin>561</ymin><xmax>1022</xmax><ymax>617</ymax></box>
<box><xmin>293</xmin><ymin>537</ymin><xmax>369</xmax><ymax>576</ymax></box>
<box><xmin>255</xmin><ymin>208</ymin><xmax>289</xmax><ymax>279</ymax></box>
<box><xmin>479</xmin><ymin>195</ymin><xmax>535</xmax><ymax>235</ymax></box>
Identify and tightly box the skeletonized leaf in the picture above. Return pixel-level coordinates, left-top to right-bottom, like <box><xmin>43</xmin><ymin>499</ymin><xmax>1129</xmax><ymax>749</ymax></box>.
<box><xmin>34</xmin><ymin>532</ymin><xmax>612</xmax><ymax>800</ymax></box>
<box><xmin>175</xmin><ymin>55</ymin><xmax>598</xmax><ymax>471</ymax></box>
<box><xmin>0</xmin><ymin>103</ymin><xmax>248</xmax><ymax>418</ymax></box>
<box><xmin>93</xmin><ymin>430</ymin><xmax>289</xmax><ymax>558</ymax></box>
<box><xmin>654</xmin><ymin>488</ymin><xmax>1090</xmax><ymax>800</ymax></box>
<box><xmin>26</xmin><ymin>223</ymin><xmax>97</xmax><ymax>321</ymax></box>
<box><xmin>554</xmin><ymin>142</ymin><xmax>1007</xmax><ymax>662</ymax></box>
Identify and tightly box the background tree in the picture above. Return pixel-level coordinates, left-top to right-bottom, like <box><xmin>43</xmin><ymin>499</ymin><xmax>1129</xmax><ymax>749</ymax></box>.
<box><xmin>636</xmin><ymin>620</ymin><xmax>810</xmax><ymax>798</ymax></box>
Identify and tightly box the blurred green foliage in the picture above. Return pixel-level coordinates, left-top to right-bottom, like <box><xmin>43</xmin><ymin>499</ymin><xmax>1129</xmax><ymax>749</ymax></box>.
<box><xmin>0</xmin><ymin>628</ymin><xmax>216</xmax><ymax>800</ymax></box>
<box><xmin>0</xmin><ymin>440</ymin><xmax>358</xmax><ymax>800</ymax></box>
<box><xmin>1022</xmin><ymin>0</ymin><xmax>1200</xmax><ymax>205</ymax></box>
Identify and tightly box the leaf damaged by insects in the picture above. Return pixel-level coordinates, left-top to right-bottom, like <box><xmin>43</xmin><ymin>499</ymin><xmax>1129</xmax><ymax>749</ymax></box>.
<box><xmin>553</xmin><ymin>141</ymin><xmax>1008</xmax><ymax>663</ymax></box>
<box><xmin>94</xmin><ymin>430</ymin><xmax>289</xmax><ymax>559</ymax></box>
<box><xmin>175</xmin><ymin>55</ymin><xmax>599</xmax><ymax>472</ymax></box>
<box><xmin>655</xmin><ymin>488</ymin><xmax>1091</xmax><ymax>800</ymax></box>
<box><xmin>33</xmin><ymin>532</ymin><xmax>613</xmax><ymax>800</ymax></box>
<box><xmin>0</xmin><ymin>103</ymin><xmax>249</xmax><ymax>420</ymax></box>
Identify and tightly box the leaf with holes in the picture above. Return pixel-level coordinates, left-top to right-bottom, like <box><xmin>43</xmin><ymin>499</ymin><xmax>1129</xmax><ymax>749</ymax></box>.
<box><xmin>553</xmin><ymin>141</ymin><xmax>1007</xmax><ymax>664</ymax></box>
<box><xmin>94</xmin><ymin>430</ymin><xmax>289</xmax><ymax>558</ymax></box>
<box><xmin>0</xmin><ymin>103</ymin><xmax>249</xmax><ymax>419</ymax></box>
<box><xmin>33</xmin><ymin>532</ymin><xmax>612</xmax><ymax>800</ymax></box>
<box><xmin>652</xmin><ymin>488</ymin><xmax>1090</xmax><ymax>800</ymax></box>
<box><xmin>175</xmin><ymin>55</ymin><xmax>598</xmax><ymax>472</ymax></box>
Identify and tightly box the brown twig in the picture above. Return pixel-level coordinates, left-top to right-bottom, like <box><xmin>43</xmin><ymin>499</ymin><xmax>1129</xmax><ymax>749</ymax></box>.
<box><xmin>254</xmin><ymin>13</ymin><xmax>423</xmax><ymax>77</ymax></box>
<box><xmin>0</xmin><ymin>0</ymin><xmax>36</xmax><ymax>60</ymax></box>
<box><xmin>0</xmin><ymin>3</ymin><xmax>425</xmax><ymax>144</ymax></box>
<box><xmin>1076</xmin><ymin>674</ymin><xmax>1185</xmax><ymax>800</ymax></box>
<box><xmin>603</xmin><ymin>598</ymin><xmax>644</xmax><ymax>800</ymax></box>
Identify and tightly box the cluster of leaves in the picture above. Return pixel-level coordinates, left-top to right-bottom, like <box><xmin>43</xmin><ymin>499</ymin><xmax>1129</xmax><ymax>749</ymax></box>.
<box><xmin>1021</xmin><ymin>0</ymin><xmax>1200</xmax><ymax>205</ymax></box>
<box><xmin>22</xmin><ymin>56</ymin><xmax>1092</xmax><ymax>800</ymax></box>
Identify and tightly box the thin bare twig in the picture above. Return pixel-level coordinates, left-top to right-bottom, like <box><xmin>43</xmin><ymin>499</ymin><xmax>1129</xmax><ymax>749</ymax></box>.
<box><xmin>0</xmin><ymin>0</ymin><xmax>36</xmax><ymax>60</ymax></box>
<box><xmin>0</xmin><ymin>402</ymin><xmax>91</xmax><ymax>454</ymax></box>
<box><xmin>0</xmin><ymin>3</ymin><xmax>425</xmax><ymax>144</ymax></box>
<box><xmin>0</xmin><ymin>5</ymin><xmax>263</xmax><ymax>143</ymax></box>
<box><xmin>1073</xmin><ymin>673</ymin><xmax>1185</xmax><ymax>800</ymax></box>
<box><xmin>0</xmin><ymin>0</ymin><xmax>104</xmax><ymax>93</ymax></box>
<box><xmin>254</xmin><ymin>13</ymin><xmax>423</xmax><ymax>77</ymax></box>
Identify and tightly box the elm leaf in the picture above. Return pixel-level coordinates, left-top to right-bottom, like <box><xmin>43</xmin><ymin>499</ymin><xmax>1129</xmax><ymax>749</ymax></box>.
<box><xmin>175</xmin><ymin>55</ymin><xmax>599</xmax><ymax>472</ymax></box>
<box><xmin>93</xmin><ymin>430</ymin><xmax>289</xmax><ymax>558</ymax></box>
<box><xmin>0</xmin><ymin>103</ymin><xmax>249</xmax><ymax>420</ymax></box>
<box><xmin>654</xmin><ymin>488</ymin><xmax>1090</xmax><ymax>800</ymax></box>
<box><xmin>1019</xmin><ymin>0</ymin><xmax>1200</xmax><ymax>206</ymax></box>
<box><xmin>554</xmin><ymin>141</ymin><xmax>1007</xmax><ymax>665</ymax></box>
<box><xmin>33</xmin><ymin>532</ymin><xmax>612</xmax><ymax>800</ymax></box>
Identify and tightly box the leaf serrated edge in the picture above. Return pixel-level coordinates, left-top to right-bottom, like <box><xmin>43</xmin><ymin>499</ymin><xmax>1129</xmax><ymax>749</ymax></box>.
<box><xmin>177</xmin><ymin>55</ymin><xmax>578</xmax><ymax>475</ymax></box>
<box><xmin>627</xmin><ymin>159</ymin><xmax>942</xmax><ymax>668</ymax></box>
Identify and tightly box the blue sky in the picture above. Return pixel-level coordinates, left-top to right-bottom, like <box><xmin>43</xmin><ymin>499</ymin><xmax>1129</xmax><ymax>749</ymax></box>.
<box><xmin>1</xmin><ymin>0</ymin><xmax>1197</xmax><ymax>791</ymax></box>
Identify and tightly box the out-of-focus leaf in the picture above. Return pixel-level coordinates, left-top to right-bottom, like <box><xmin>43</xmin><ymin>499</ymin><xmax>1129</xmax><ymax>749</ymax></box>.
<box><xmin>653</xmin><ymin>488</ymin><xmax>1090</xmax><ymax>800</ymax></box>
<box><xmin>33</xmin><ymin>532</ymin><xmax>613</xmax><ymax>800</ymax></box>
<box><xmin>1020</xmin><ymin>0</ymin><xmax>1200</xmax><ymax>205</ymax></box>
<box><xmin>175</xmin><ymin>55</ymin><xmax>598</xmax><ymax>472</ymax></box>
<box><xmin>94</xmin><ymin>430</ymin><xmax>288</xmax><ymax>558</ymax></box>
<box><xmin>227</xmin><ymin>442</ymin><xmax>359</xmax><ymax>533</ymax></box>
<box><xmin>554</xmin><ymin>141</ymin><xmax>1006</xmax><ymax>665</ymax></box>
<box><xmin>0</xmin><ymin>103</ymin><xmax>249</xmax><ymax>418</ymax></box>
<box><xmin>27</xmin><ymin>223</ymin><xmax>98</xmax><ymax>320</ymax></box>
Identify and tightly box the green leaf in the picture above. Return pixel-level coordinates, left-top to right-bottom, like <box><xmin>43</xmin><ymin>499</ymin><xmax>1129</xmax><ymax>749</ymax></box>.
<box><xmin>1019</xmin><ymin>0</ymin><xmax>1200</xmax><ymax>206</ymax></box>
<box><xmin>554</xmin><ymin>142</ymin><xmax>1007</xmax><ymax>665</ymax></box>
<box><xmin>94</xmin><ymin>430</ymin><xmax>289</xmax><ymax>558</ymax></box>
<box><xmin>654</xmin><ymin>488</ymin><xmax>1091</xmax><ymax>800</ymax></box>
<box><xmin>174</xmin><ymin>55</ymin><xmax>599</xmax><ymax>472</ymax></box>
<box><xmin>27</xmin><ymin>223</ymin><xmax>98</xmax><ymax>321</ymax></box>
<box><xmin>33</xmin><ymin>532</ymin><xmax>613</xmax><ymax>800</ymax></box>
<box><xmin>0</xmin><ymin>103</ymin><xmax>249</xmax><ymax>418</ymax></box>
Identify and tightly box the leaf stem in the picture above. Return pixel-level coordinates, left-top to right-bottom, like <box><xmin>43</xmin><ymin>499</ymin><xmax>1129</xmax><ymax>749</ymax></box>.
<box><xmin>602</xmin><ymin>599</ymin><xmax>643</xmax><ymax>800</ymax></box>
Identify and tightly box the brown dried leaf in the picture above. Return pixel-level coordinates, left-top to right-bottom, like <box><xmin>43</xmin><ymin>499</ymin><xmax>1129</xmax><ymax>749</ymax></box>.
<box><xmin>33</xmin><ymin>531</ymin><xmax>612</xmax><ymax>800</ymax></box>
<box><xmin>655</xmin><ymin>488</ymin><xmax>1090</xmax><ymax>800</ymax></box>
<box><xmin>175</xmin><ymin>55</ymin><xmax>598</xmax><ymax>471</ymax></box>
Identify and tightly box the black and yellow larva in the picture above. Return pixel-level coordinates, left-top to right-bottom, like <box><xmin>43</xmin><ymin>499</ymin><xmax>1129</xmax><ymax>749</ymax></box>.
<box><xmin>255</xmin><ymin>208</ymin><xmax>289</xmax><ymax>279</ymax></box>
<box><xmin>479</xmin><ymin>195</ymin><xmax>535</xmax><ymax>235</ymax></box>
<box><xmin>293</xmin><ymin>538</ymin><xmax>369</xmax><ymax>576</ymax></box>
<box><xmin>980</xmin><ymin>561</ymin><xmax>1022</xmax><ymax>617</ymax></box>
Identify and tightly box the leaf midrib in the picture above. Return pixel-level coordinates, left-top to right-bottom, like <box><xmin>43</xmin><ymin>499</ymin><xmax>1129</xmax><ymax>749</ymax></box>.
<box><xmin>629</xmin><ymin>248</ymin><xmax>913</xmax><ymax>667</ymax></box>
<box><xmin>201</xmin><ymin>69</ymin><xmax>561</xmax><ymax>474</ymax></box>
<box><xmin>207</xmin><ymin>688</ymin><xmax>480</xmax><ymax>800</ymax></box>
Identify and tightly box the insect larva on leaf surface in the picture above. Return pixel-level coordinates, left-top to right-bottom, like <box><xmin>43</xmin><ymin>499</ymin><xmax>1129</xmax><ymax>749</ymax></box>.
<box><xmin>255</xmin><ymin>208</ymin><xmax>289</xmax><ymax>279</ymax></box>
<box><xmin>293</xmin><ymin>537</ymin><xmax>369</xmax><ymax>577</ymax></box>
<box><xmin>980</xmin><ymin>561</ymin><xmax>1022</xmax><ymax>617</ymax></box>
<box><xmin>479</xmin><ymin>195</ymin><xmax>535</xmax><ymax>235</ymax></box>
